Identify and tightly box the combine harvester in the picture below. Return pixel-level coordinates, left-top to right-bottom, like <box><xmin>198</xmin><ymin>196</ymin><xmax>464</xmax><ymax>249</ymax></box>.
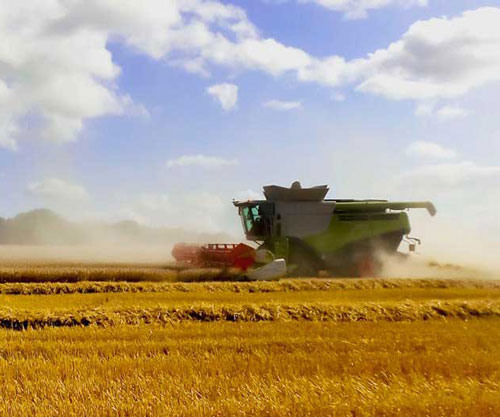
<box><xmin>172</xmin><ymin>182</ymin><xmax>436</xmax><ymax>280</ymax></box>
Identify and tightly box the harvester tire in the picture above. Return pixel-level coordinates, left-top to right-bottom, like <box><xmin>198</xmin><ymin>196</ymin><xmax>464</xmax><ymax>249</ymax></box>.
<box><xmin>287</xmin><ymin>241</ymin><xmax>322</xmax><ymax>277</ymax></box>
<box><xmin>355</xmin><ymin>252</ymin><xmax>382</xmax><ymax>278</ymax></box>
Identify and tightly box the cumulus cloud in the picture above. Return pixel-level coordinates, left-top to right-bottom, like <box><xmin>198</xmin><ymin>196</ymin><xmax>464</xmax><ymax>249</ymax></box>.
<box><xmin>27</xmin><ymin>178</ymin><xmax>89</xmax><ymax>201</ymax></box>
<box><xmin>0</xmin><ymin>0</ymin><xmax>257</xmax><ymax>148</ymax></box>
<box><xmin>435</xmin><ymin>105</ymin><xmax>469</xmax><ymax>121</ymax></box>
<box><xmin>331</xmin><ymin>92</ymin><xmax>346</xmax><ymax>102</ymax></box>
<box><xmin>298</xmin><ymin>0</ymin><xmax>428</xmax><ymax>20</ymax></box>
<box><xmin>406</xmin><ymin>141</ymin><xmax>457</xmax><ymax>160</ymax></box>
<box><xmin>414</xmin><ymin>102</ymin><xmax>435</xmax><ymax>117</ymax></box>
<box><xmin>356</xmin><ymin>8</ymin><xmax>500</xmax><ymax>101</ymax></box>
<box><xmin>2</xmin><ymin>2</ymin><xmax>499</xmax><ymax>150</ymax></box>
<box><xmin>0</xmin><ymin>3</ymin><xmax>123</xmax><ymax>148</ymax></box>
<box><xmin>414</xmin><ymin>102</ymin><xmax>469</xmax><ymax>120</ymax></box>
<box><xmin>272</xmin><ymin>6</ymin><xmax>500</xmax><ymax>103</ymax></box>
<box><xmin>297</xmin><ymin>56</ymin><xmax>354</xmax><ymax>87</ymax></box>
<box><xmin>234</xmin><ymin>189</ymin><xmax>263</xmax><ymax>201</ymax></box>
<box><xmin>0</xmin><ymin>0</ymin><xmax>318</xmax><ymax>148</ymax></box>
<box><xmin>263</xmin><ymin>99</ymin><xmax>302</xmax><ymax>111</ymax></box>
<box><xmin>207</xmin><ymin>83</ymin><xmax>239</xmax><ymax>110</ymax></box>
<box><xmin>166</xmin><ymin>154</ymin><xmax>238</xmax><ymax>169</ymax></box>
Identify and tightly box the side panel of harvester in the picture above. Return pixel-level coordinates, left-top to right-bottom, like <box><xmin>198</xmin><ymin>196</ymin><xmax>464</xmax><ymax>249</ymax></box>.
<box><xmin>304</xmin><ymin>211</ymin><xmax>411</xmax><ymax>255</ymax></box>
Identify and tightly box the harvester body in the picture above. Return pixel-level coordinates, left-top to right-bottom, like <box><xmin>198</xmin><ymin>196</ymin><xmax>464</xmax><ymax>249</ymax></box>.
<box><xmin>172</xmin><ymin>181</ymin><xmax>436</xmax><ymax>277</ymax></box>
<box><xmin>234</xmin><ymin>182</ymin><xmax>436</xmax><ymax>276</ymax></box>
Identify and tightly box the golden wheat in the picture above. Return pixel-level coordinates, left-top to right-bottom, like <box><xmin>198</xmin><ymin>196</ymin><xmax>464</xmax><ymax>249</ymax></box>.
<box><xmin>0</xmin><ymin>320</ymin><xmax>499</xmax><ymax>416</ymax></box>
<box><xmin>0</xmin><ymin>260</ymin><xmax>493</xmax><ymax>283</ymax></box>
<box><xmin>0</xmin><ymin>299</ymin><xmax>499</xmax><ymax>329</ymax></box>
<box><xmin>0</xmin><ymin>277</ymin><xmax>497</xmax><ymax>295</ymax></box>
<box><xmin>0</xmin><ymin>265</ymin><xmax>498</xmax><ymax>416</ymax></box>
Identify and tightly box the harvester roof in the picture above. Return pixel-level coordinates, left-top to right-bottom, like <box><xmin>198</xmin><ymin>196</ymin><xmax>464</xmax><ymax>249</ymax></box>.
<box><xmin>233</xmin><ymin>181</ymin><xmax>436</xmax><ymax>216</ymax></box>
<box><xmin>263</xmin><ymin>181</ymin><xmax>328</xmax><ymax>201</ymax></box>
<box><xmin>233</xmin><ymin>181</ymin><xmax>328</xmax><ymax>206</ymax></box>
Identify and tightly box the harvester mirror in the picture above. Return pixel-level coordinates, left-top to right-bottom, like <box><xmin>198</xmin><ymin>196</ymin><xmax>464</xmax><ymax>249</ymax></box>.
<box><xmin>409</xmin><ymin>243</ymin><xmax>416</xmax><ymax>252</ymax></box>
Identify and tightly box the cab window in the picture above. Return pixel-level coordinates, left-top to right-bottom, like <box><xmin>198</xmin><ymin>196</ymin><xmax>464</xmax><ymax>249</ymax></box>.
<box><xmin>241</xmin><ymin>206</ymin><xmax>253</xmax><ymax>233</ymax></box>
<box><xmin>241</xmin><ymin>204</ymin><xmax>273</xmax><ymax>237</ymax></box>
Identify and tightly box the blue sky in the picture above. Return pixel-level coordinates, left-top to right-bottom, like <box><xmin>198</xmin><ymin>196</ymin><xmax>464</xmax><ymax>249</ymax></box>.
<box><xmin>0</xmin><ymin>0</ymin><xmax>499</xmax><ymax>262</ymax></box>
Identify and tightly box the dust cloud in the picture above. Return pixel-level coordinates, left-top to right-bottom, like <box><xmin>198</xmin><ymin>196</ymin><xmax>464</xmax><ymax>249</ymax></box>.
<box><xmin>380</xmin><ymin>253</ymin><xmax>496</xmax><ymax>280</ymax></box>
<box><xmin>388</xmin><ymin>214</ymin><xmax>500</xmax><ymax>279</ymax></box>
<box><xmin>0</xmin><ymin>245</ymin><xmax>175</xmax><ymax>265</ymax></box>
<box><xmin>0</xmin><ymin>207</ymin><xmax>498</xmax><ymax>278</ymax></box>
<box><xmin>0</xmin><ymin>209</ymin><xmax>232</xmax><ymax>265</ymax></box>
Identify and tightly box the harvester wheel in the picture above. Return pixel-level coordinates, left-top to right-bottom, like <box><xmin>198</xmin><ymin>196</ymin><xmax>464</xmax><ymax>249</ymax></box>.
<box><xmin>356</xmin><ymin>253</ymin><xmax>381</xmax><ymax>277</ymax></box>
<box><xmin>288</xmin><ymin>247</ymin><xmax>320</xmax><ymax>277</ymax></box>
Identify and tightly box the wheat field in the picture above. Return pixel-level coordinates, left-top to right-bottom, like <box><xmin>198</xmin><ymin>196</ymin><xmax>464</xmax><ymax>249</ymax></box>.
<box><xmin>1</xmin><ymin>320</ymin><xmax>499</xmax><ymax>416</ymax></box>
<box><xmin>0</xmin><ymin>262</ymin><xmax>498</xmax><ymax>416</ymax></box>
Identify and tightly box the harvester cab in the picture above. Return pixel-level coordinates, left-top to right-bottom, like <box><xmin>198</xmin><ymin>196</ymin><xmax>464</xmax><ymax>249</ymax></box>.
<box><xmin>239</xmin><ymin>203</ymin><xmax>274</xmax><ymax>240</ymax></box>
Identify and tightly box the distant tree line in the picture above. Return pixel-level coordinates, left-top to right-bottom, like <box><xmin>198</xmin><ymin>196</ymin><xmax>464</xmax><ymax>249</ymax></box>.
<box><xmin>0</xmin><ymin>209</ymin><xmax>229</xmax><ymax>246</ymax></box>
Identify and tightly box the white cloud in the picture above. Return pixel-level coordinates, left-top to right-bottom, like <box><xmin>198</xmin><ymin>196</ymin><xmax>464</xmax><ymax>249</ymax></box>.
<box><xmin>234</xmin><ymin>189</ymin><xmax>263</xmax><ymax>201</ymax></box>
<box><xmin>28</xmin><ymin>178</ymin><xmax>89</xmax><ymax>201</ymax></box>
<box><xmin>263</xmin><ymin>99</ymin><xmax>302</xmax><ymax>111</ymax></box>
<box><xmin>0</xmin><ymin>0</ymin><xmax>257</xmax><ymax>148</ymax></box>
<box><xmin>292</xmin><ymin>7</ymin><xmax>500</xmax><ymax>101</ymax></box>
<box><xmin>400</xmin><ymin>161</ymin><xmax>500</xmax><ymax>189</ymax></box>
<box><xmin>356</xmin><ymin>8</ymin><xmax>500</xmax><ymax>101</ymax></box>
<box><xmin>414</xmin><ymin>102</ymin><xmax>435</xmax><ymax>117</ymax></box>
<box><xmin>297</xmin><ymin>56</ymin><xmax>353</xmax><ymax>87</ymax></box>
<box><xmin>414</xmin><ymin>102</ymin><xmax>469</xmax><ymax>120</ymax></box>
<box><xmin>0</xmin><ymin>120</ymin><xmax>19</xmax><ymax>151</ymax></box>
<box><xmin>331</xmin><ymin>92</ymin><xmax>346</xmax><ymax>102</ymax></box>
<box><xmin>436</xmin><ymin>105</ymin><xmax>468</xmax><ymax>121</ymax></box>
<box><xmin>298</xmin><ymin>0</ymin><xmax>428</xmax><ymax>20</ymax></box>
<box><xmin>225</xmin><ymin>38</ymin><xmax>312</xmax><ymax>75</ymax></box>
<box><xmin>0</xmin><ymin>0</ymin><xmax>345</xmax><ymax>149</ymax></box>
<box><xmin>166</xmin><ymin>154</ymin><xmax>238</xmax><ymax>169</ymax></box>
<box><xmin>207</xmin><ymin>83</ymin><xmax>239</xmax><ymax>111</ymax></box>
<box><xmin>0</xmin><ymin>0</ymin><xmax>319</xmax><ymax>147</ymax></box>
<box><xmin>2</xmin><ymin>2</ymin><xmax>499</xmax><ymax>150</ymax></box>
<box><xmin>406</xmin><ymin>141</ymin><xmax>457</xmax><ymax>160</ymax></box>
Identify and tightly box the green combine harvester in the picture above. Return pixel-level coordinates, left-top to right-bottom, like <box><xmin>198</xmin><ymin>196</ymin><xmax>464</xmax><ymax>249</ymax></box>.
<box><xmin>172</xmin><ymin>181</ymin><xmax>436</xmax><ymax>278</ymax></box>
<box><xmin>233</xmin><ymin>181</ymin><xmax>436</xmax><ymax>277</ymax></box>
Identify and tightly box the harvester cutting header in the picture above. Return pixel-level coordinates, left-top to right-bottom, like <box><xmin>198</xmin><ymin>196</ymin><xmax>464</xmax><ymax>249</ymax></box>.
<box><xmin>173</xmin><ymin>182</ymin><xmax>436</xmax><ymax>279</ymax></box>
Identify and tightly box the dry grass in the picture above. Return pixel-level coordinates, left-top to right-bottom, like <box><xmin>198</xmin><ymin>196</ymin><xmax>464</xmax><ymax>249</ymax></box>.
<box><xmin>0</xmin><ymin>264</ymin><xmax>246</xmax><ymax>283</ymax></box>
<box><xmin>0</xmin><ymin>299</ymin><xmax>499</xmax><ymax>330</ymax></box>
<box><xmin>1</xmin><ymin>283</ymin><xmax>499</xmax><ymax>308</ymax></box>
<box><xmin>0</xmin><ymin>264</ymin><xmax>498</xmax><ymax>415</ymax></box>
<box><xmin>0</xmin><ymin>284</ymin><xmax>498</xmax><ymax>329</ymax></box>
<box><xmin>0</xmin><ymin>260</ymin><xmax>493</xmax><ymax>283</ymax></box>
<box><xmin>0</xmin><ymin>277</ymin><xmax>498</xmax><ymax>295</ymax></box>
<box><xmin>0</xmin><ymin>320</ymin><xmax>499</xmax><ymax>416</ymax></box>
